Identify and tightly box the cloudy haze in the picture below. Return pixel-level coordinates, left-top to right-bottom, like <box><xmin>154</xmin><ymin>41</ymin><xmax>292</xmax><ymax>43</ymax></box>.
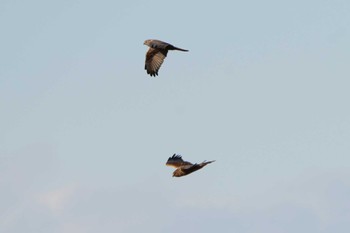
<box><xmin>1</xmin><ymin>0</ymin><xmax>350</xmax><ymax>232</ymax></box>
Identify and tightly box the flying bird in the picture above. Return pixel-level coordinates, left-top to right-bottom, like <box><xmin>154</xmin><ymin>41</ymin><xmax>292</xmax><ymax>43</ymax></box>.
<box><xmin>144</xmin><ymin>39</ymin><xmax>188</xmax><ymax>77</ymax></box>
<box><xmin>166</xmin><ymin>154</ymin><xmax>215</xmax><ymax>177</ymax></box>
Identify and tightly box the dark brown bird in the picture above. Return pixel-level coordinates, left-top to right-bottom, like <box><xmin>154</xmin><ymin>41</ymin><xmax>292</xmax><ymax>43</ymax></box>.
<box><xmin>166</xmin><ymin>154</ymin><xmax>215</xmax><ymax>177</ymax></box>
<box><xmin>144</xmin><ymin>39</ymin><xmax>188</xmax><ymax>77</ymax></box>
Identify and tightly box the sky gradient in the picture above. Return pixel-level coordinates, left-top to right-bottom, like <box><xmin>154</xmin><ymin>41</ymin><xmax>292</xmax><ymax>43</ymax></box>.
<box><xmin>1</xmin><ymin>0</ymin><xmax>350</xmax><ymax>232</ymax></box>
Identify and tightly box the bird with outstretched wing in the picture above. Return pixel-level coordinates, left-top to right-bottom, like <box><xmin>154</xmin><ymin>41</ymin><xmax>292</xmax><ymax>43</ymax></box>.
<box><xmin>144</xmin><ymin>39</ymin><xmax>188</xmax><ymax>77</ymax></box>
<box><xmin>166</xmin><ymin>154</ymin><xmax>215</xmax><ymax>177</ymax></box>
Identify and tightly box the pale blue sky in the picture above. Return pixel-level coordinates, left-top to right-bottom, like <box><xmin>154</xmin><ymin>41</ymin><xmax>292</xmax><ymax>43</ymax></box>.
<box><xmin>1</xmin><ymin>0</ymin><xmax>350</xmax><ymax>232</ymax></box>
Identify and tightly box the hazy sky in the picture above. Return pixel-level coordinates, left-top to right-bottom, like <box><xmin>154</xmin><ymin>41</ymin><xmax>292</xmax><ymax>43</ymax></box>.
<box><xmin>1</xmin><ymin>0</ymin><xmax>350</xmax><ymax>232</ymax></box>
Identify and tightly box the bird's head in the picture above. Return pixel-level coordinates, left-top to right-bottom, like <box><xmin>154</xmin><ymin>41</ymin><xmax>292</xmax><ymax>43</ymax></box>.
<box><xmin>172</xmin><ymin>170</ymin><xmax>182</xmax><ymax>177</ymax></box>
<box><xmin>144</xmin><ymin>39</ymin><xmax>152</xmax><ymax>46</ymax></box>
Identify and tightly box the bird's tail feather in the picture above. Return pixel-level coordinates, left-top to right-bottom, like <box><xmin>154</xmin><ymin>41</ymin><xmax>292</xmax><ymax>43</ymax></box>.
<box><xmin>173</xmin><ymin>46</ymin><xmax>189</xmax><ymax>52</ymax></box>
<box><xmin>201</xmin><ymin>160</ymin><xmax>215</xmax><ymax>166</ymax></box>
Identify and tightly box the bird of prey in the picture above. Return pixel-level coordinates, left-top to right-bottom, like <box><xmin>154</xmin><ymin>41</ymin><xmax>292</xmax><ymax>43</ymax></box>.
<box><xmin>144</xmin><ymin>39</ymin><xmax>188</xmax><ymax>77</ymax></box>
<box><xmin>166</xmin><ymin>154</ymin><xmax>215</xmax><ymax>177</ymax></box>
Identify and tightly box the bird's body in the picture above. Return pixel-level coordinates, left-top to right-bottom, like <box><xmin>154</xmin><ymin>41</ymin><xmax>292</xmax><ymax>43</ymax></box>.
<box><xmin>166</xmin><ymin>154</ymin><xmax>215</xmax><ymax>177</ymax></box>
<box><xmin>144</xmin><ymin>39</ymin><xmax>188</xmax><ymax>77</ymax></box>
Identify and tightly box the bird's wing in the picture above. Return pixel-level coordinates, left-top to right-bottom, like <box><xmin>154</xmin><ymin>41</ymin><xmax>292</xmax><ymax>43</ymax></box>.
<box><xmin>145</xmin><ymin>48</ymin><xmax>168</xmax><ymax>77</ymax></box>
<box><xmin>166</xmin><ymin>154</ymin><xmax>192</xmax><ymax>168</ymax></box>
